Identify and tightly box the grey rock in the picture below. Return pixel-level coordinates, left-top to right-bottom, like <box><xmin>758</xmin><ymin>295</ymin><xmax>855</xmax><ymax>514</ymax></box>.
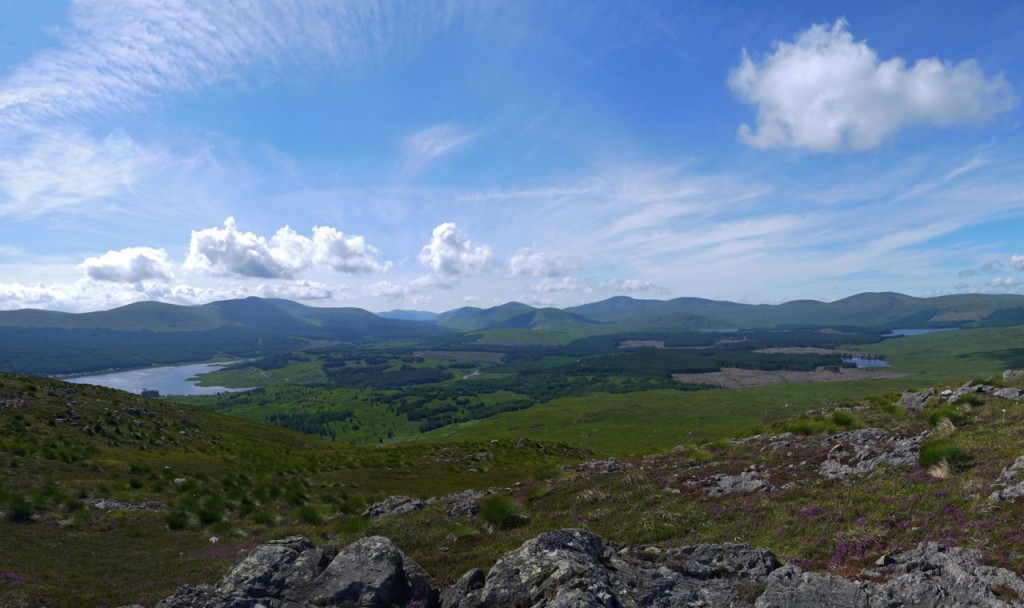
<box><xmin>898</xmin><ymin>388</ymin><xmax>935</xmax><ymax>411</ymax></box>
<box><xmin>818</xmin><ymin>428</ymin><xmax>924</xmax><ymax>481</ymax></box>
<box><xmin>705</xmin><ymin>468</ymin><xmax>773</xmax><ymax>497</ymax></box>
<box><xmin>212</xmin><ymin>536</ymin><xmax>322</xmax><ymax>601</ymax></box>
<box><xmin>152</xmin><ymin>584</ymin><xmax>216</xmax><ymax>608</ymax></box>
<box><xmin>310</xmin><ymin>535</ymin><xmax>437</xmax><ymax>608</ymax></box>
<box><xmin>990</xmin><ymin>483</ymin><xmax>1024</xmax><ymax>502</ymax></box>
<box><xmin>152</xmin><ymin>531</ymin><xmax>1024</xmax><ymax>608</ymax></box>
<box><xmin>994</xmin><ymin>388</ymin><xmax>1024</xmax><ymax>401</ymax></box>
<box><xmin>430</xmin><ymin>489</ymin><xmax>492</xmax><ymax>519</ymax></box>
<box><xmin>362</xmin><ymin>495</ymin><xmax>426</xmax><ymax>518</ymax></box>
<box><xmin>439</xmin><ymin>569</ymin><xmax>485</xmax><ymax>608</ymax></box>
<box><xmin>1004</xmin><ymin>369</ymin><xmax>1024</xmax><ymax>382</ymax></box>
<box><xmin>152</xmin><ymin>535</ymin><xmax>435</xmax><ymax>608</ymax></box>
<box><xmin>442</xmin><ymin>529</ymin><xmax>636</xmax><ymax>608</ymax></box>
<box><xmin>864</xmin><ymin>542</ymin><xmax>1024</xmax><ymax>607</ymax></box>
<box><xmin>756</xmin><ymin>564</ymin><xmax>869</xmax><ymax>607</ymax></box>
<box><xmin>85</xmin><ymin>498</ymin><xmax>167</xmax><ymax>511</ymax></box>
<box><xmin>988</xmin><ymin>456</ymin><xmax>1024</xmax><ymax>502</ymax></box>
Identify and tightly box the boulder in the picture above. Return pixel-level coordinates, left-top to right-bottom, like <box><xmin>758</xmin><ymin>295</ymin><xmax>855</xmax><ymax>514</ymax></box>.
<box><xmin>309</xmin><ymin>536</ymin><xmax>437</xmax><ymax>607</ymax></box>
<box><xmin>152</xmin><ymin>535</ymin><xmax>436</xmax><ymax>608</ymax></box>
<box><xmin>1004</xmin><ymin>369</ymin><xmax>1024</xmax><ymax>382</ymax></box>
<box><xmin>362</xmin><ymin>495</ymin><xmax>426</xmax><ymax>519</ymax></box>
<box><xmin>898</xmin><ymin>388</ymin><xmax>934</xmax><ymax>411</ymax></box>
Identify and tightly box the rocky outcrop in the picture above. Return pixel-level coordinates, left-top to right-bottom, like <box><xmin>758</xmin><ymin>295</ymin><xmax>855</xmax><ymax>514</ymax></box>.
<box><xmin>990</xmin><ymin>456</ymin><xmax>1024</xmax><ymax>502</ymax></box>
<box><xmin>151</xmin><ymin>535</ymin><xmax>437</xmax><ymax>608</ymax></box>
<box><xmin>704</xmin><ymin>465</ymin><xmax>774</xmax><ymax>496</ymax></box>
<box><xmin>898</xmin><ymin>388</ymin><xmax>935</xmax><ymax>411</ymax></box>
<box><xmin>146</xmin><ymin>530</ymin><xmax>1024</xmax><ymax>608</ymax></box>
<box><xmin>818</xmin><ymin>428</ymin><xmax>924</xmax><ymax>481</ymax></box>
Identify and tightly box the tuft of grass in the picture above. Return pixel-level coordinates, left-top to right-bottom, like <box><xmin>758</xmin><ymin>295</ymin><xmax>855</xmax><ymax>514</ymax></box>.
<box><xmin>919</xmin><ymin>438</ymin><xmax>973</xmax><ymax>472</ymax></box>
<box><xmin>294</xmin><ymin>505</ymin><xmax>323</xmax><ymax>524</ymax></box>
<box><xmin>831</xmin><ymin>411</ymin><xmax>858</xmax><ymax>428</ymax></box>
<box><xmin>478</xmin><ymin>496</ymin><xmax>529</xmax><ymax>529</ymax></box>
<box><xmin>927</xmin><ymin>408</ymin><xmax>965</xmax><ymax>427</ymax></box>
<box><xmin>165</xmin><ymin>511</ymin><xmax>190</xmax><ymax>530</ymax></box>
<box><xmin>956</xmin><ymin>393</ymin><xmax>984</xmax><ymax>406</ymax></box>
<box><xmin>4</xmin><ymin>493</ymin><xmax>36</xmax><ymax>523</ymax></box>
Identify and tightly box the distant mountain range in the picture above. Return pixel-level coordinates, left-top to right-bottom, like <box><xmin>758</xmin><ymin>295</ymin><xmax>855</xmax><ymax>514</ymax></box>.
<box><xmin>3</xmin><ymin>292</ymin><xmax>1024</xmax><ymax>375</ymax></box>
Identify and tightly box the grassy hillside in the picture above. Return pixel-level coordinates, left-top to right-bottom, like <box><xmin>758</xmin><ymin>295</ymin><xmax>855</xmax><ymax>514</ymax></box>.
<box><xmin>0</xmin><ymin>373</ymin><xmax>586</xmax><ymax>607</ymax></box>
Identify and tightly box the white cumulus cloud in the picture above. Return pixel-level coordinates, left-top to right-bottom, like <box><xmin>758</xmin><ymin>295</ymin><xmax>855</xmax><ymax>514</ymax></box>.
<box><xmin>729</xmin><ymin>19</ymin><xmax>1017</xmax><ymax>152</ymax></box>
<box><xmin>81</xmin><ymin>247</ymin><xmax>174</xmax><ymax>283</ymax></box>
<box><xmin>418</xmin><ymin>222</ymin><xmax>493</xmax><ymax>281</ymax></box>
<box><xmin>989</xmin><ymin>277</ymin><xmax>1021</xmax><ymax>288</ymax></box>
<box><xmin>531</xmin><ymin>277</ymin><xmax>586</xmax><ymax>293</ymax></box>
<box><xmin>184</xmin><ymin>217</ymin><xmax>390</xmax><ymax>279</ymax></box>
<box><xmin>1011</xmin><ymin>255</ymin><xmax>1024</xmax><ymax>271</ymax></box>
<box><xmin>508</xmin><ymin>249</ymin><xmax>576</xmax><ymax>277</ymax></box>
<box><xmin>368</xmin><ymin>281</ymin><xmax>413</xmax><ymax>301</ymax></box>
<box><xmin>600</xmin><ymin>278</ymin><xmax>663</xmax><ymax>293</ymax></box>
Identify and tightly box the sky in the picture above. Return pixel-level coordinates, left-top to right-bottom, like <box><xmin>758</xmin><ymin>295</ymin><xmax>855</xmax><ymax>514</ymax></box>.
<box><xmin>0</xmin><ymin>0</ymin><xmax>1022</xmax><ymax>313</ymax></box>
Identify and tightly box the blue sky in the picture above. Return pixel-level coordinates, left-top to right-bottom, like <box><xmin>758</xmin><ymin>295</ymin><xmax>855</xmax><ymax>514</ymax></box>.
<box><xmin>0</xmin><ymin>0</ymin><xmax>1022</xmax><ymax>312</ymax></box>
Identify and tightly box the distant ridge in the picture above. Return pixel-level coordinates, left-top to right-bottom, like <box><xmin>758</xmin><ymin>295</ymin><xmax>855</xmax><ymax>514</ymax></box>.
<box><xmin>2</xmin><ymin>292</ymin><xmax>1024</xmax><ymax>375</ymax></box>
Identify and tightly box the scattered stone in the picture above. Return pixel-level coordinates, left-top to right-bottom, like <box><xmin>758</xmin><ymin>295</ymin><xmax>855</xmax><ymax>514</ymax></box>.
<box><xmin>818</xmin><ymin>428</ymin><xmax>924</xmax><ymax>481</ymax></box>
<box><xmin>85</xmin><ymin>499</ymin><xmax>167</xmax><ymax>512</ymax></box>
<box><xmin>572</xmin><ymin>457</ymin><xmax>635</xmax><ymax>474</ymax></box>
<box><xmin>705</xmin><ymin>466</ymin><xmax>773</xmax><ymax>496</ymax></box>
<box><xmin>362</xmin><ymin>495</ymin><xmax>426</xmax><ymax>519</ymax></box>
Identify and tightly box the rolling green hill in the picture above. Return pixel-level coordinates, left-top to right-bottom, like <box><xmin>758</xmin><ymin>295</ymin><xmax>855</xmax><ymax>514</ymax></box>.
<box><xmin>0</xmin><ymin>373</ymin><xmax>586</xmax><ymax>607</ymax></box>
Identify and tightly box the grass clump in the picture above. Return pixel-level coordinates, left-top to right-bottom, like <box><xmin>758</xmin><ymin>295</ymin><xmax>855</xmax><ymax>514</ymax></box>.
<box><xmin>478</xmin><ymin>496</ymin><xmax>529</xmax><ymax>529</ymax></box>
<box><xmin>926</xmin><ymin>407</ymin><xmax>965</xmax><ymax>427</ymax></box>
<box><xmin>919</xmin><ymin>438</ymin><xmax>974</xmax><ymax>472</ymax></box>
<box><xmin>294</xmin><ymin>505</ymin><xmax>323</xmax><ymax>524</ymax></box>
<box><xmin>831</xmin><ymin>411</ymin><xmax>859</xmax><ymax>428</ymax></box>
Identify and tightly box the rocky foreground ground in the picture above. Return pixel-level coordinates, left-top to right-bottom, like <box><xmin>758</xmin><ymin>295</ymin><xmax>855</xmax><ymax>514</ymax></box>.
<box><xmin>136</xmin><ymin>528</ymin><xmax>1024</xmax><ymax>607</ymax></box>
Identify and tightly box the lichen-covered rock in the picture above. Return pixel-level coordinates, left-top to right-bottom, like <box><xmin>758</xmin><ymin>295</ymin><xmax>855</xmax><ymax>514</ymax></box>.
<box><xmin>818</xmin><ymin>428</ymin><xmax>924</xmax><ymax>481</ymax></box>
<box><xmin>898</xmin><ymin>388</ymin><xmax>935</xmax><ymax>411</ymax></box>
<box><xmin>755</xmin><ymin>564</ymin><xmax>870</xmax><ymax>607</ymax></box>
<box><xmin>151</xmin><ymin>531</ymin><xmax>1024</xmax><ymax>608</ymax></box>
<box><xmin>441</xmin><ymin>529</ymin><xmax>635</xmax><ymax>608</ymax></box>
<box><xmin>309</xmin><ymin>535</ymin><xmax>437</xmax><ymax>607</ymax></box>
<box><xmin>362</xmin><ymin>495</ymin><xmax>426</xmax><ymax>518</ymax></box>
<box><xmin>705</xmin><ymin>467</ymin><xmax>773</xmax><ymax>496</ymax></box>
<box><xmin>152</xmin><ymin>535</ymin><xmax>436</xmax><ymax>608</ymax></box>
<box><xmin>864</xmin><ymin>542</ymin><xmax>1024</xmax><ymax>607</ymax></box>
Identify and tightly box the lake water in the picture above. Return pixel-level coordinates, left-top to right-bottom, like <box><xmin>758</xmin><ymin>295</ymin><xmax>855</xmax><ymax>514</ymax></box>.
<box><xmin>884</xmin><ymin>328</ymin><xmax>959</xmax><ymax>338</ymax></box>
<box><xmin>843</xmin><ymin>357</ymin><xmax>890</xmax><ymax>368</ymax></box>
<box><xmin>65</xmin><ymin>363</ymin><xmax>251</xmax><ymax>396</ymax></box>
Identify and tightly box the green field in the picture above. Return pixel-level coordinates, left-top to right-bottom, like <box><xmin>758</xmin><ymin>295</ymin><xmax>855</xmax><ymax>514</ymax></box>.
<box><xmin>863</xmin><ymin>326</ymin><xmax>1024</xmax><ymax>382</ymax></box>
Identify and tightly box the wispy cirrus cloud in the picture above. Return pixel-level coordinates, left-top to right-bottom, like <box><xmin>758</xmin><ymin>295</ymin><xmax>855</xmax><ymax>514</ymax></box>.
<box><xmin>0</xmin><ymin>1</ymin><xmax>473</xmax><ymax>129</ymax></box>
<box><xmin>401</xmin><ymin>123</ymin><xmax>476</xmax><ymax>176</ymax></box>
